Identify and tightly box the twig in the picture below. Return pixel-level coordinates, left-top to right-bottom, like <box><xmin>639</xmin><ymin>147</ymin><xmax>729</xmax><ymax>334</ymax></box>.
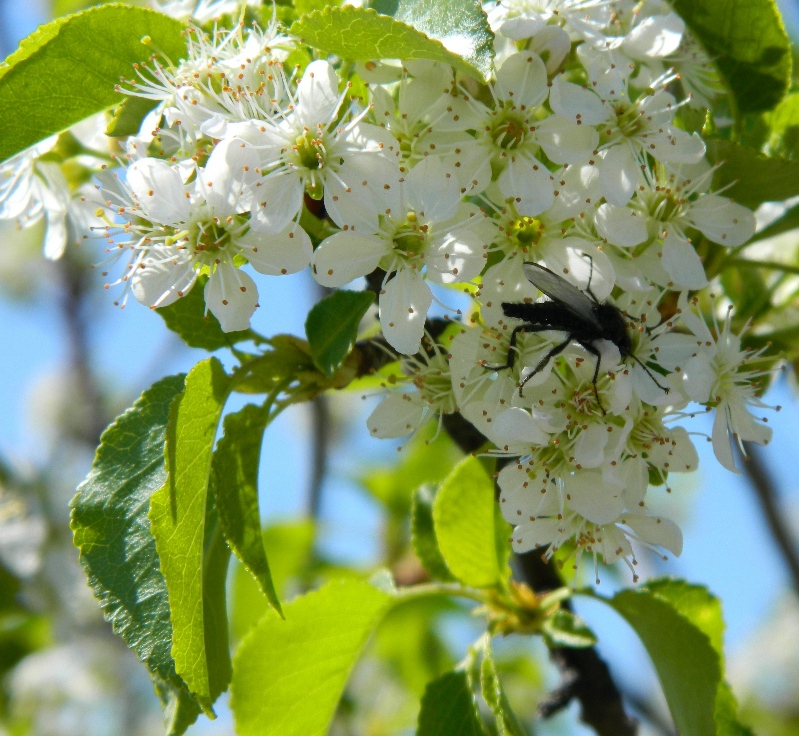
<box><xmin>56</xmin><ymin>253</ymin><xmax>108</xmax><ymax>446</ymax></box>
<box><xmin>741</xmin><ymin>442</ymin><xmax>799</xmax><ymax>597</ymax></box>
<box><xmin>306</xmin><ymin>394</ymin><xmax>330</xmax><ymax>519</ymax></box>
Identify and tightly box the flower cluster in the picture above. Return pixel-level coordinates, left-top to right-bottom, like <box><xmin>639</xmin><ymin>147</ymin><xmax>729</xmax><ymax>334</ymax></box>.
<box><xmin>1</xmin><ymin>0</ymin><xmax>777</xmax><ymax>579</ymax></box>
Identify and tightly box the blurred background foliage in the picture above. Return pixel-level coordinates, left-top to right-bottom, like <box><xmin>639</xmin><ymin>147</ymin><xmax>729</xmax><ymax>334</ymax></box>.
<box><xmin>2</xmin><ymin>2</ymin><xmax>799</xmax><ymax>736</ymax></box>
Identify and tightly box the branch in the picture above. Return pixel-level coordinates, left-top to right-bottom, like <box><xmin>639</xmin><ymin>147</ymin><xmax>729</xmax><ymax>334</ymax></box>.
<box><xmin>741</xmin><ymin>442</ymin><xmax>799</xmax><ymax>597</ymax></box>
<box><xmin>56</xmin><ymin>253</ymin><xmax>108</xmax><ymax>446</ymax></box>
<box><xmin>306</xmin><ymin>395</ymin><xmax>330</xmax><ymax>519</ymax></box>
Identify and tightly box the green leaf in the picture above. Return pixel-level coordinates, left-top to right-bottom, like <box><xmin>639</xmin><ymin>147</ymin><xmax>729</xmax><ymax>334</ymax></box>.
<box><xmin>106</xmin><ymin>95</ymin><xmax>160</xmax><ymax>137</ymax></box>
<box><xmin>598</xmin><ymin>579</ymin><xmax>750</xmax><ymax>736</ymax></box>
<box><xmin>200</xmin><ymin>493</ymin><xmax>233</xmax><ymax>704</ymax></box>
<box><xmin>0</xmin><ymin>4</ymin><xmax>187</xmax><ymax>164</ymax></box>
<box><xmin>749</xmin><ymin>201</ymin><xmax>799</xmax><ymax>242</ymax></box>
<box><xmin>149</xmin><ymin>358</ymin><xmax>231</xmax><ymax>706</ymax></box>
<box><xmin>157</xmin><ymin>275</ymin><xmax>254</xmax><ymax>350</ymax></box>
<box><xmin>70</xmin><ymin>374</ymin><xmax>202</xmax><ymax>735</ymax></box>
<box><xmin>766</xmin><ymin>92</ymin><xmax>799</xmax><ymax>160</ymax></box>
<box><xmin>230</xmin><ymin>521</ymin><xmax>315</xmax><ymax>642</ymax></box>
<box><xmin>411</xmin><ymin>485</ymin><xmax>456</xmax><ymax>581</ymax></box>
<box><xmin>291</xmin><ymin>5</ymin><xmax>490</xmax><ymax>81</ymax></box>
<box><xmin>305</xmin><ymin>289</ymin><xmax>375</xmax><ymax>377</ymax></box>
<box><xmin>707</xmin><ymin>138</ymin><xmax>799</xmax><ymax>209</ymax></box>
<box><xmin>480</xmin><ymin>655</ymin><xmax>527</xmax><ymax>736</ymax></box>
<box><xmin>212</xmin><ymin>403</ymin><xmax>282</xmax><ymax>617</ymax></box>
<box><xmin>295</xmin><ymin>0</ymin><xmax>339</xmax><ymax>14</ymax></box>
<box><xmin>670</xmin><ymin>0</ymin><xmax>791</xmax><ymax>115</ymax></box>
<box><xmin>639</xmin><ymin>580</ymin><xmax>752</xmax><ymax>735</ymax></box>
<box><xmin>541</xmin><ymin>610</ymin><xmax>596</xmax><ymax>649</ymax></box>
<box><xmin>417</xmin><ymin>670</ymin><xmax>487</xmax><ymax>736</ymax></box>
<box><xmin>433</xmin><ymin>456</ymin><xmax>501</xmax><ymax>588</ymax></box>
<box><xmin>371</xmin><ymin>0</ymin><xmax>494</xmax><ymax>81</ymax></box>
<box><xmin>230</xmin><ymin>579</ymin><xmax>393</xmax><ymax>736</ymax></box>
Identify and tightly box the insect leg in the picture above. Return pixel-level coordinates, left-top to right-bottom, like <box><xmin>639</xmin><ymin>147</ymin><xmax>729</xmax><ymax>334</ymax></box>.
<box><xmin>630</xmin><ymin>354</ymin><xmax>671</xmax><ymax>394</ymax></box>
<box><xmin>517</xmin><ymin>336</ymin><xmax>572</xmax><ymax>397</ymax></box>
<box><xmin>482</xmin><ymin>323</ymin><xmax>535</xmax><ymax>371</ymax></box>
<box><xmin>577</xmin><ymin>340</ymin><xmax>606</xmax><ymax>415</ymax></box>
<box><xmin>580</xmin><ymin>252</ymin><xmax>599</xmax><ymax>303</ymax></box>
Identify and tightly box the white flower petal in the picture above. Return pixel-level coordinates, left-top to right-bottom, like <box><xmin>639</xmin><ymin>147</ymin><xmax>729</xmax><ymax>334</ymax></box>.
<box><xmin>623</xmin><ymin>13</ymin><xmax>685</xmax><ymax>58</ymax></box>
<box><xmin>498</xmin><ymin>156</ymin><xmax>554</xmax><ymax>216</ymax></box>
<box><xmin>249</xmin><ymin>172</ymin><xmax>304</xmax><ymax>234</ymax></box>
<box><xmin>131</xmin><ymin>251</ymin><xmax>197</xmax><ymax>308</ymax></box>
<box><xmin>549</xmin><ymin>76</ymin><xmax>607</xmax><ymax>126</ymax></box>
<box><xmin>567</xmin><ymin>471</ymin><xmax>624</xmax><ymax>526</ymax></box>
<box><xmin>204</xmin><ymin>264</ymin><xmax>259</xmax><ymax>332</ymax></box>
<box><xmin>380</xmin><ymin>268</ymin><xmax>433</xmax><ymax>355</ymax></box>
<box><xmin>600</xmin><ymin>145</ymin><xmax>638</xmax><ymax>206</ymax></box>
<box><xmin>238</xmin><ymin>223</ymin><xmax>312</xmax><ymax>275</ymax></box>
<box><xmin>573</xmin><ymin>424</ymin><xmax>610</xmax><ymax>469</ymax></box>
<box><xmin>624</xmin><ymin>515</ymin><xmax>683</xmax><ymax>557</ymax></box>
<box><xmin>661</xmin><ymin>229</ymin><xmax>708</xmax><ymax>289</ymax></box>
<box><xmin>406</xmin><ymin>156</ymin><xmax>461</xmax><ymax>223</ymax></box>
<box><xmin>535</xmin><ymin>116</ymin><xmax>599</xmax><ymax>165</ymax></box>
<box><xmin>367</xmin><ymin>392</ymin><xmax>427</xmax><ymax>438</ymax></box>
<box><xmin>595</xmin><ymin>203</ymin><xmax>648</xmax><ymax>247</ymax></box>
<box><xmin>200</xmin><ymin>137</ymin><xmax>258</xmax><ymax>215</ymax></box>
<box><xmin>495</xmin><ymin>52</ymin><xmax>547</xmax><ymax>108</ymax></box>
<box><xmin>689</xmin><ymin>195</ymin><xmax>756</xmax><ymax>247</ymax></box>
<box><xmin>127</xmin><ymin>159</ymin><xmax>189</xmax><ymax>224</ymax></box>
<box><xmin>296</xmin><ymin>60</ymin><xmax>340</xmax><ymax>126</ymax></box>
<box><xmin>712</xmin><ymin>405</ymin><xmax>739</xmax><ymax>473</ymax></box>
<box><xmin>493</xmin><ymin>407</ymin><xmax>550</xmax><ymax>446</ymax></box>
<box><xmin>510</xmin><ymin>518</ymin><xmax>563</xmax><ymax>553</ymax></box>
<box><xmin>312</xmin><ymin>232</ymin><xmax>388</xmax><ymax>287</ymax></box>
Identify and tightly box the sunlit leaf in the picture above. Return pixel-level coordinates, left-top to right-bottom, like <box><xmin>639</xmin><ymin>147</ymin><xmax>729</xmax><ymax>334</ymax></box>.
<box><xmin>0</xmin><ymin>5</ymin><xmax>187</xmax><ymax>163</ymax></box>
<box><xmin>231</xmin><ymin>579</ymin><xmax>393</xmax><ymax>736</ymax></box>
<box><xmin>433</xmin><ymin>456</ymin><xmax>501</xmax><ymax>588</ymax></box>
<box><xmin>149</xmin><ymin>358</ymin><xmax>231</xmax><ymax>706</ymax></box>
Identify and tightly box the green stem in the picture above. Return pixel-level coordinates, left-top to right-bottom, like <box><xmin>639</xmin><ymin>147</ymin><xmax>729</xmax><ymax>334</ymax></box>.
<box><xmin>723</xmin><ymin>258</ymin><xmax>799</xmax><ymax>276</ymax></box>
<box><xmin>394</xmin><ymin>581</ymin><xmax>492</xmax><ymax>605</ymax></box>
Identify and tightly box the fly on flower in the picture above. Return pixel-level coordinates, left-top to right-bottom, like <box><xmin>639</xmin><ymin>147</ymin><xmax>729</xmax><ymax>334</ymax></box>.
<box><xmin>484</xmin><ymin>261</ymin><xmax>669</xmax><ymax>413</ymax></box>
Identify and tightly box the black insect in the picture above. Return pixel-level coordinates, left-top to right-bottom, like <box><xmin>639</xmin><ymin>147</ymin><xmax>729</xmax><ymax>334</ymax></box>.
<box><xmin>484</xmin><ymin>261</ymin><xmax>669</xmax><ymax>414</ymax></box>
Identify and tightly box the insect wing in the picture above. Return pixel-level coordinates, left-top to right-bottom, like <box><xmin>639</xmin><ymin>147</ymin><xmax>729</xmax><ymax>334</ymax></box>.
<box><xmin>521</xmin><ymin>262</ymin><xmax>601</xmax><ymax>329</ymax></box>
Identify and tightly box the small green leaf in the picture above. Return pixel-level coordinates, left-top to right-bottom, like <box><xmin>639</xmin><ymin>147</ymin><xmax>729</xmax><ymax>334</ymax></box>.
<box><xmin>480</xmin><ymin>656</ymin><xmax>527</xmax><ymax>736</ymax></box>
<box><xmin>411</xmin><ymin>485</ymin><xmax>456</xmax><ymax>581</ymax></box>
<box><xmin>70</xmin><ymin>374</ymin><xmax>202</xmax><ymax>735</ymax></box>
<box><xmin>291</xmin><ymin>5</ymin><xmax>489</xmax><ymax>81</ymax></box>
<box><xmin>372</xmin><ymin>0</ymin><xmax>494</xmax><ymax>81</ymax></box>
<box><xmin>305</xmin><ymin>289</ymin><xmax>375</xmax><ymax>377</ymax></box>
<box><xmin>417</xmin><ymin>670</ymin><xmax>487</xmax><ymax>736</ymax></box>
<box><xmin>670</xmin><ymin>0</ymin><xmax>791</xmax><ymax>115</ymax></box>
<box><xmin>157</xmin><ymin>276</ymin><xmax>254</xmax><ymax>350</ymax></box>
<box><xmin>707</xmin><ymin>138</ymin><xmax>799</xmax><ymax>209</ymax></box>
<box><xmin>230</xmin><ymin>579</ymin><xmax>393</xmax><ymax>736</ymax></box>
<box><xmin>149</xmin><ymin>358</ymin><xmax>231</xmax><ymax>706</ymax></box>
<box><xmin>433</xmin><ymin>456</ymin><xmax>501</xmax><ymax>588</ymax></box>
<box><xmin>0</xmin><ymin>4</ymin><xmax>187</xmax><ymax>163</ymax></box>
<box><xmin>106</xmin><ymin>95</ymin><xmax>160</xmax><ymax>137</ymax></box>
<box><xmin>541</xmin><ymin>610</ymin><xmax>596</xmax><ymax>649</ymax></box>
<box><xmin>213</xmin><ymin>403</ymin><xmax>282</xmax><ymax>617</ymax></box>
<box><xmin>597</xmin><ymin>579</ymin><xmax>753</xmax><ymax>736</ymax></box>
